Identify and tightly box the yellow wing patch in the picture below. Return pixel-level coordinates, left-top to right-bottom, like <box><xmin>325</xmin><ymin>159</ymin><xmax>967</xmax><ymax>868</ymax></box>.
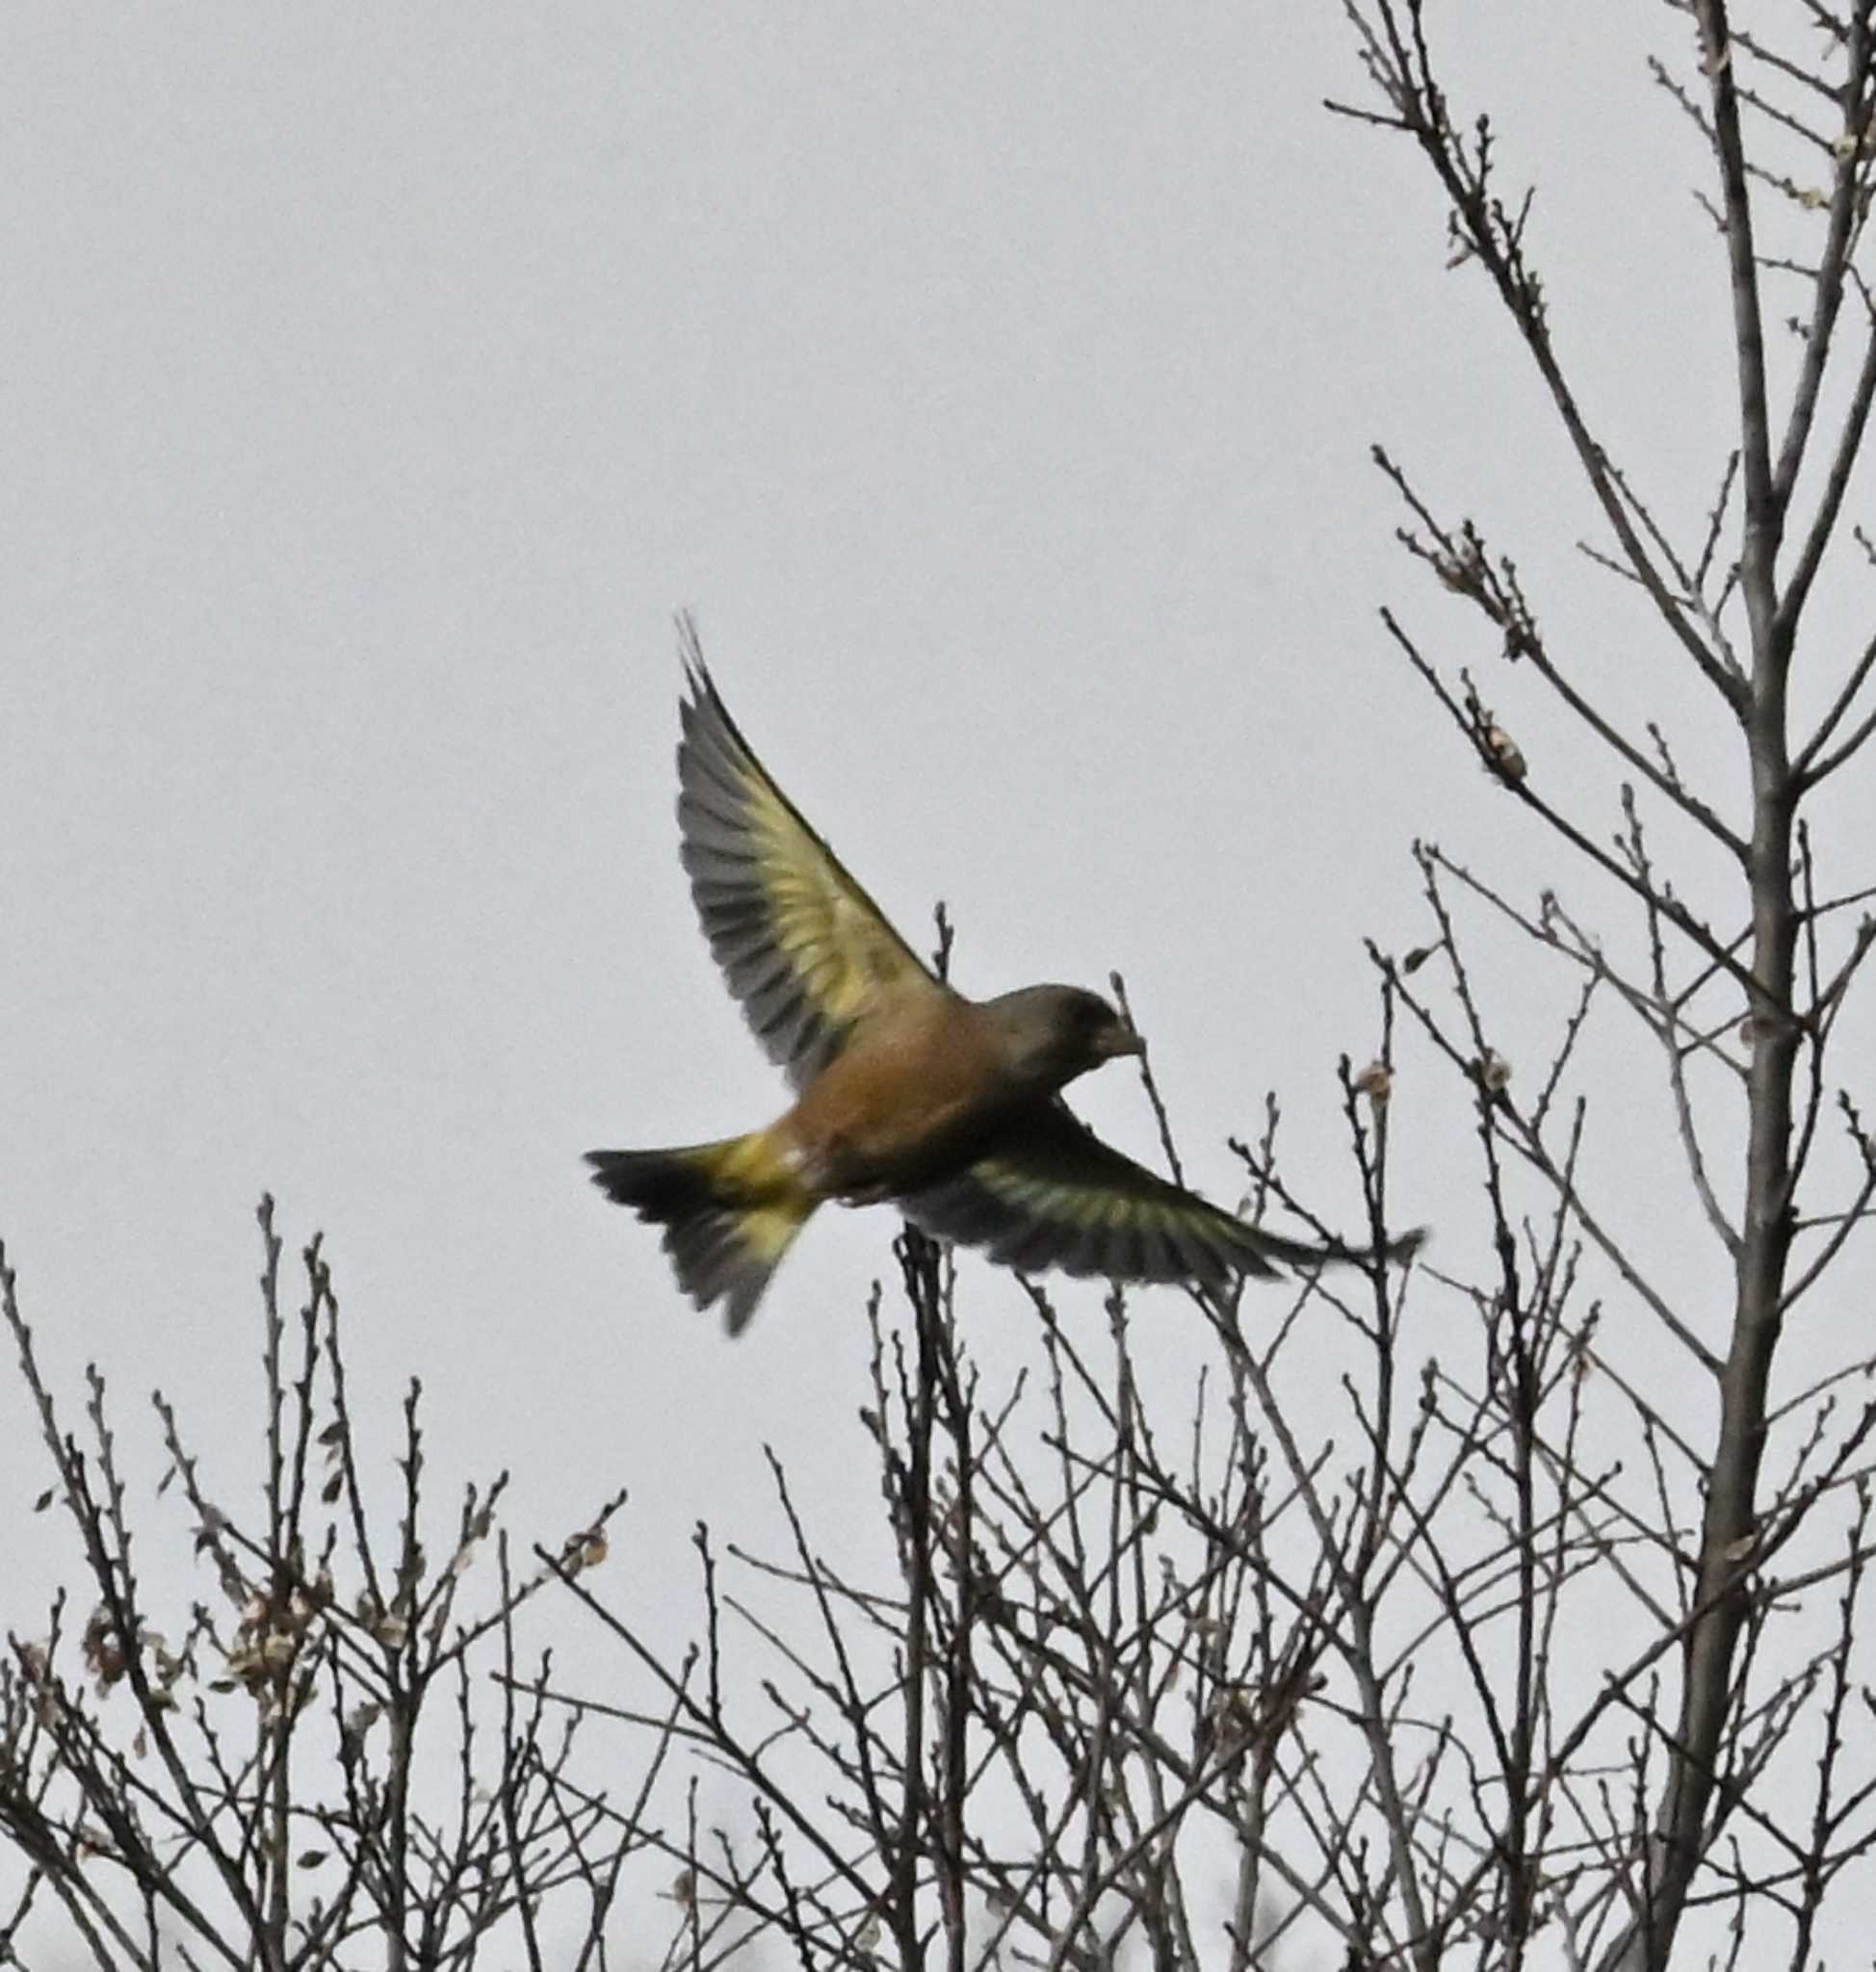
<box><xmin>676</xmin><ymin>620</ymin><xmax>941</xmax><ymax>1087</ymax></box>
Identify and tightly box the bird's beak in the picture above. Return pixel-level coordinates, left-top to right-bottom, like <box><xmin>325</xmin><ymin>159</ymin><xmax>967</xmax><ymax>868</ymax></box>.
<box><xmin>1101</xmin><ymin>1025</ymin><xmax>1146</xmax><ymax>1060</ymax></box>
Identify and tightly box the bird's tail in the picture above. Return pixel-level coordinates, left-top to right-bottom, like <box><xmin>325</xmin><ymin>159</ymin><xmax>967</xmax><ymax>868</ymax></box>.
<box><xmin>586</xmin><ymin>1131</ymin><xmax>816</xmax><ymax>1335</ymax></box>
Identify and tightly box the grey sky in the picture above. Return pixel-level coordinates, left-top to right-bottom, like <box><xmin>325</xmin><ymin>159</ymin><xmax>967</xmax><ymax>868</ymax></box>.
<box><xmin>6</xmin><ymin>10</ymin><xmax>1843</xmax><ymax>1950</ymax></box>
<box><xmin>0</xmin><ymin>0</ymin><xmax>1724</xmax><ymax>1573</ymax></box>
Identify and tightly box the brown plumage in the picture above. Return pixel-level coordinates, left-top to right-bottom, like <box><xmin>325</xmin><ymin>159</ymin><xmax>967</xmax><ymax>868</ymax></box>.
<box><xmin>588</xmin><ymin>620</ymin><xmax>1424</xmax><ymax>1332</ymax></box>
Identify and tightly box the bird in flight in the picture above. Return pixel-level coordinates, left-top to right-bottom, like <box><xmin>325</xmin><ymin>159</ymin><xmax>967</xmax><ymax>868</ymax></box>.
<box><xmin>588</xmin><ymin>621</ymin><xmax>1422</xmax><ymax>1332</ymax></box>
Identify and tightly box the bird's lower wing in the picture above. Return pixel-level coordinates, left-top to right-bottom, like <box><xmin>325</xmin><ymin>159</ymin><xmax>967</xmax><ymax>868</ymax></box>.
<box><xmin>676</xmin><ymin>616</ymin><xmax>944</xmax><ymax>1087</ymax></box>
<box><xmin>903</xmin><ymin>1102</ymin><xmax>1422</xmax><ymax>1288</ymax></box>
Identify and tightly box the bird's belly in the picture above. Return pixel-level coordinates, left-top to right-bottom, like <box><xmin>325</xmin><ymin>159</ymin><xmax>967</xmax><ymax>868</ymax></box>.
<box><xmin>778</xmin><ymin>1025</ymin><xmax>1012</xmax><ymax>1199</ymax></box>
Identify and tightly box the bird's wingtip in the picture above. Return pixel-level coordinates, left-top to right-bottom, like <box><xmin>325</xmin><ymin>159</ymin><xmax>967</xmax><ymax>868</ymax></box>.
<box><xmin>674</xmin><ymin>608</ymin><xmax>713</xmax><ymax>694</ymax></box>
<box><xmin>1388</xmin><ymin>1225</ymin><xmax>1430</xmax><ymax>1264</ymax></box>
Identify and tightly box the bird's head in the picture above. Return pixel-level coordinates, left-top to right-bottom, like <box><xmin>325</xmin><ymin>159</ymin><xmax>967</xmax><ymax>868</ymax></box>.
<box><xmin>984</xmin><ymin>984</ymin><xmax>1144</xmax><ymax>1093</ymax></box>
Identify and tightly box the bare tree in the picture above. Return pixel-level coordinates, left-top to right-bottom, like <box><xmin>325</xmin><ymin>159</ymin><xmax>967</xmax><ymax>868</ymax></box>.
<box><xmin>533</xmin><ymin>6</ymin><xmax>1876</xmax><ymax>1966</ymax></box>
<box><xmin>0</xmin><ymin>1201</ymin><xmax>645</xmax><ymax>1970</ymax></box>
<box><xmin>9</xmin><ymin>6</ymin><xmax>1876</xmax><ymax>1969</ymax></box>
<box><xmin>1329</xmin><ymin>1</ymin><xmax>1876</xmax><ymax>1960</ymax></box>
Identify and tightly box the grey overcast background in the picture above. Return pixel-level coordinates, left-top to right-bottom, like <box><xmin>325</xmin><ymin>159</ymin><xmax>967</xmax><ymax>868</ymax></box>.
<box><xmin>2</xmin><ymin>1</ymin><xmax>1780</xmax><ymax>1754</ymax></box>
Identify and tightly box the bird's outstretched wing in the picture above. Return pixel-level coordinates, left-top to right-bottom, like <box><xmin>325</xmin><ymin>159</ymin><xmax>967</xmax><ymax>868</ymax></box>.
<box><xmin>904</xmin><ymin>1100</ymin><xmax>1423</xmax><ymax>1289</ymax></box>
<box><xmin>676</xmin><ymin>617</ymin><xmax>943</xmax><ymax>1088</ymax></box>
